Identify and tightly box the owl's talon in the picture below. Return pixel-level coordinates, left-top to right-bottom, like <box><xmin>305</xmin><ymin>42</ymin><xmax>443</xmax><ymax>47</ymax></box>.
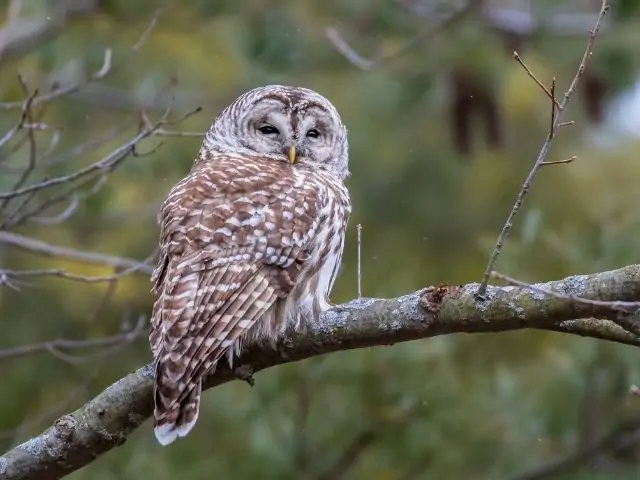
<box><xmin>233</xmin><ymin>365</ymin><xmax>255</xmax><ymax>387</ymax></box>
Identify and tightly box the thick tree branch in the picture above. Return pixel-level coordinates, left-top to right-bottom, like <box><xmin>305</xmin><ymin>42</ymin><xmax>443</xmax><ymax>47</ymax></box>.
<box><xmin>2</xmin><ymin>264</ymin><xmax>640</xmax><ymax>479</ymax></box>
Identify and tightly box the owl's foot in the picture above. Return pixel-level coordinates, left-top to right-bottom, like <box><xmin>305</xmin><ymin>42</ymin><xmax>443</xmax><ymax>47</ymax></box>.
<box><xmin>233</xmin><ymin>364</ymin><xmax>255</xmax><ymax>387</ymax></box>
<box><xmin>319</xmin><ymin>294</ymin><xmax>335</xmax><ymax>312</ymax></box>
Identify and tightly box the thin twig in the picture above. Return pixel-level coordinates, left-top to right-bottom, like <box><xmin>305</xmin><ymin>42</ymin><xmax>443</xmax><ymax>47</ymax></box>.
<box><xmin>326</xmin><ymin>5</ymin><xmax>469</xmax><ymax>70</ymax></box>
<box><xmin>153</xmin><ymin>129</ymin><xmax>205</xmax><ymax>137</ymax></box>
<box><xmin>0</xmin><ymin>76</ymin><xmax>39</xmax><ymax>220</ymax></box>
<box><xmin>0</xmin><ymin>49</ymin><xmax>112</xmax><ymax>110</ymax></box>
<box><xmin>38</xmin><ymin>122</ymin><xmax>133</xmax><ymax>168</ymax></box>
<box><xmin>0</xmin><ymin>315</ymin><xmax>146</xmax><ymax>361</ymax></box>
<box><xmin>541</xmin><ymin>156</ymin><xmax>576</xmax><ymax>166</ymax></box>
<box><xmin>550</xmin><ymin>77</ymin><xmax>556</xmax><ymax>137</ymax></box>
<box><xmin>132</xmin><ymin>140</ymin><xmax>164</xmax><ymax>157</ymax></box>
<box><xmin>0</xmin><ymin>251</ymin><xmax>156</xmax><ymax>288</ymax></box>
<box><xmin>3</xmin><ymin>172</ymin><xmax>105</xmax><ymax>229</ymax></box>
<box><xmin>0</xmin><ymin>4</ymin><xmax>163</xmax><ymax>111</ymax></box>
<box><xmin>27</xmin><ymin>195</ymin><xmax>79</xmax><ymax>225</ymax></box>
<box><xmin>0</xmin><ymin>231</ymin><xmax>155</xmax><ymax>275</ymax></box>
<box><xmin>0</xmin><ymin>83</ymin><xmax>37</xmax><ymax>150</ymax></box>
<box><xmin>492</xmin><ymin>270</ymin><xmax>640</xmax><ymax>337</ymax></box>
<box><xmin>513</xmin><ymin>52</ymin><xmax>561</xmax><ymax>109</ymax></box>
<box><xmin>0</xmin><ymin>117</ymin><xmax>166</xmax><ymax>200</ymax></box>
<box><xmin>476</xmin><ymin>0</ymin><xmax>609</xmax><ymax>299</ymax></box>
<box><xmin>356</xmin><ymin>223</ymin><xmax>362</xmax><ymax>298</ymax></box>
<box><xmin>491</xmin><ymin>271</ymin><xmax>640</xmax><ymax>314</ymax></box>
<box><xmin>132</xmin><ymin>6</ymin><xmax>165</xmax><ymax>52</ymax></box>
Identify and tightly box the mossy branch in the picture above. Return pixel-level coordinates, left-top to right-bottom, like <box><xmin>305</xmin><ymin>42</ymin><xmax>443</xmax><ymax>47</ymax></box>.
<box><xmin>2</xmin><ymin>264</ymin><xmax>640</xmax><ymax>479</ymax></box>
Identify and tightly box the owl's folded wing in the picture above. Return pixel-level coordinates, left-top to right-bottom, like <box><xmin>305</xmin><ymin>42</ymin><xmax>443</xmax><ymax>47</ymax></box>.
<box><xmin>149</xmin><ymin>155</ymin><xmax>326</xmax><ymax>444</ymax></box>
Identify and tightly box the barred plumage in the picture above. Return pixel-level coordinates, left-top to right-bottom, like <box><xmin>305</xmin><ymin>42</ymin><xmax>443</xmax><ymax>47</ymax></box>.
<box><xmin>150</xmin><ymin>85</ymin><xmax>351</xmax><ymax>445</ymax></box>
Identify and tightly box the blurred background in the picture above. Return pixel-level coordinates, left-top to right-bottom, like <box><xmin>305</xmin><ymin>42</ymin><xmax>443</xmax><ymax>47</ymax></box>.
<box><xmin>2</xmin><ymin>0</ymin><xmax>640</xmax><ymax>478</ymax></box>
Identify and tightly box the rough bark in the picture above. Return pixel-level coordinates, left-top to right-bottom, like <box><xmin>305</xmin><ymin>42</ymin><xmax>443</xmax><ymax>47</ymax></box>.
<box><xmin>2</xmin><ymin>264</ymin><xmax>640</xmax><ymax>480</ymax></box>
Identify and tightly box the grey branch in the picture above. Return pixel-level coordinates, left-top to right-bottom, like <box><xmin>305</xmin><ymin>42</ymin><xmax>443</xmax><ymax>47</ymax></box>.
<box><xmin>2</xmin><ymin>264</ymin><xmax>640</xmax><ymax>479</ymax></box>
<box><xmin>0</xmin><ymin>231</ymin><xmax>154</xmax><ymax>275</ymax></box>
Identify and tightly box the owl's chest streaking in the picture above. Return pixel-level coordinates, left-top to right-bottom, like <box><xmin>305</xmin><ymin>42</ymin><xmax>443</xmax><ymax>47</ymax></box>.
<box><xmin>241</xmin><ymin>166</ymin><xmax>351</xmax><ymax>345</ymax></box>
<box><xmin>290</xmin><ymin>169</ymin><xmax>351</xmax><ymax>317</ymax></box>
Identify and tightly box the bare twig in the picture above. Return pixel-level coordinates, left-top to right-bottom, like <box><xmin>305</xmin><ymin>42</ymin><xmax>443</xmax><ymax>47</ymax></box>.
<box><xmin>0</xmin><ymin>118</ymin><xmax>164</xmax><ymax>200</ymax></box>
<box><xmin>492</xmin><ymin>270</ymin><xmax>640</xmax><ymax>337</ymax></box>
<box><xmin>0</xmin><ymin>83</ymin><xmax>37</xmax><ymax>150</ymax></box>
<box><xmin>541</xmin><ymin>156</ymin><xmax>576</xmax><ymax>166</ymax></box>
<box><xmin>0</xmin><ymin>49</ymin><xmax>113</xmax><ymax>110</ymax></box>
<box><xmin>0</xmin><ymin>315</ymin><xmax>146</xmax><ymax>362</ymax></box>
<box><xmin>0</xmin><ymin>76</ymin><xmax>39</xmax><ymax>220</ymax></box>
<box><xmin>0</xmin><ymin>2</ymin><xmax>163</xmax><ymax>111</ymax></box>
<box><xmin>356</xmin><ymin>223</ymin><xmax>362</xmax><ymax>298</ymax></box>
<box><xmin>0</xmin><ymin>231</ymin><xmax>154</xmax><ymax>275</ymax></box>
<box><xmin>326</xmin><ymin>5</ymin><xmax>468</xmax><ymax>70</ymax></box>
<box><xmin>153</xmin><ymin>128</ymin><xmax>205</xmax><ymax>137</ymax></box>
<box><xmin>550</xmin><ymin>77</ymin><xmax>557</xmax><ymax>137</ymax></box>
<box><xmin>476</xmin><ymin>0</ymin><xmax>609</xmax><ymax>299</ymax></box>
<box><xmin>133</xmin><ymin>7</ymin><xmax>166</xmax><ymax>52</ymax></box>
<box><xmin>26</xmin><ymin>195</ymin><xmax>79</xmax><ymax>225</ymax></box>
<box><xmin>38</xmin><ymin>122</ymin><xmax>133</xmax><ymax>168</ymax></box>
<box><xmin>0</xmin><ymin>322</ymin><xmax>147</xmax><ymax>443</ymax></box>
<box><xmin>0</xmin><ymin>250</ymin><xmax>156</xmax><ymax>289</ymax></box>
<box><xmin>132</xmin><ymin>140</ymin><xmax>164</xmax><ymax>157</ymax></box>
<box><xmin>2</xmin><ymin>172</ymin><xmax>105</xmax><ymax>229</ymax></box>
<box><xmin>491</xmin><ymin>271</ymin><xmax>640</xmax><ymax>314</ymax></box>
<box><xmin>0</xmin><ymin>105</ymin><xmax>200</xmax><ymax>219</ymax></box>
<box><xmin>513</xmin><ymin>52</ymin><xmax>561</xmax><ymax>108</ymax></box>
<box><xmin>324</xmin><ymin>28</ymin><xmax>376</xmax><ymax>70</ymax></box>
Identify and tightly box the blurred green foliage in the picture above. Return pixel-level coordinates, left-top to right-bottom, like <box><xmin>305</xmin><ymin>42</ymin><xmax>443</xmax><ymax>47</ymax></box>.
<box><xmin>2</xmin><ymin>0</ymin><xmax>640</xmax><ymax>478</ymax></box>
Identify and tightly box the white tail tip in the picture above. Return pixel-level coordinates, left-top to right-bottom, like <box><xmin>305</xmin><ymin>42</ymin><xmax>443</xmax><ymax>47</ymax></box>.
<box><xmin>154</xmin><ymin>417</ymin><xmax>197</xmax><ymax>446</ymax></box>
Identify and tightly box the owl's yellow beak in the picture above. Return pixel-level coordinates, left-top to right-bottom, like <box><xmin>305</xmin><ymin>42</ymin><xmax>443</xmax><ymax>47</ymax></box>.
<box><xmin>288</xmin><ymin>145</ymin><xmax>297</xmax><ymax>164</ymax></box>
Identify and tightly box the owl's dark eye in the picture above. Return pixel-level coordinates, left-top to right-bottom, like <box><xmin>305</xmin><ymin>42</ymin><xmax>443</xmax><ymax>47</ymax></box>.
<box><xmin>258</xmin><ymin>125</ymin><xmax>279</xmax><ymax>135</ymax></box>
<box><xmin>306</xmin><ymin>128</ymin><xmax>320</xmax><ymax>139</ymax></box>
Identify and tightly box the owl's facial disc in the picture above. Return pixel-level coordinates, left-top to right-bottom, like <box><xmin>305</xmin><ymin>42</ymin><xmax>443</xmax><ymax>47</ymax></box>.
<box><xmin>244</xmin><ymin>99</ymin><xmax>342</xmax><ymax>170</ymax></box>
<box><xmin>203</xmin><ymin>85</ymin><xmax>349</xmax><ymax>179</ymax></box>
<box><xmin>291</xmin><ymin>107</ymin><xmax>337</xmax><ymax>167</ymax></box>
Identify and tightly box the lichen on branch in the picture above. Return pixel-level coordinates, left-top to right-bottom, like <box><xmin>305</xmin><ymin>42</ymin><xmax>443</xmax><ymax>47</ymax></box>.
<box><xmin>1</xmin><ymin>263</ymin><xmax>639</xmax><ymax>480</ymax></box>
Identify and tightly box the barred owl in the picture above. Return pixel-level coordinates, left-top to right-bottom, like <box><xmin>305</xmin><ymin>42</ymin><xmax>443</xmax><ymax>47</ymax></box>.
<box><xmin>149</xmin><ymin>85</ymin><xmax>352</xmax><ymax>445</ymax></box>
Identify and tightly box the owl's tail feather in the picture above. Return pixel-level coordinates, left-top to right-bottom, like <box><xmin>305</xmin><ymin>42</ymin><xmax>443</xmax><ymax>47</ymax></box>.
<box><xmin>153</xmin><ymin>369</ymin><xmax>202</xmax><ymax>446</ymax></box>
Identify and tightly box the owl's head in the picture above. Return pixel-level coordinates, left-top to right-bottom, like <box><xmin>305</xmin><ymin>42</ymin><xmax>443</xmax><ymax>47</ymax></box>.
<box><xmin>202</xmin><ymin>85</ymin><xmax>349</xmax><ymax>179</ymax></box>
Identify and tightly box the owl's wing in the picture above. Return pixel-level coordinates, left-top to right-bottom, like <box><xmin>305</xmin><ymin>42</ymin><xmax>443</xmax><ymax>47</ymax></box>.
<box><xmin>150</xmin><ymin>154</ymin><xmax>324</xmax><ymax>445</ymax></box>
